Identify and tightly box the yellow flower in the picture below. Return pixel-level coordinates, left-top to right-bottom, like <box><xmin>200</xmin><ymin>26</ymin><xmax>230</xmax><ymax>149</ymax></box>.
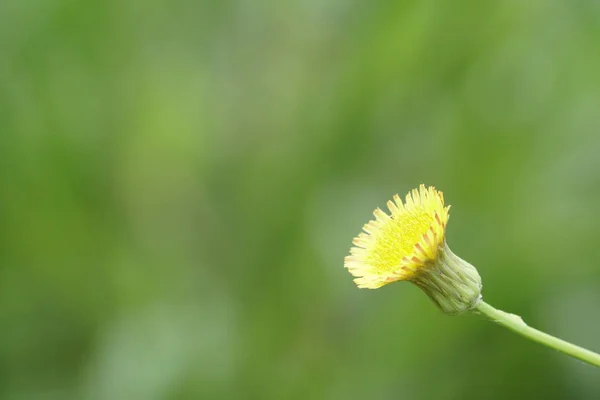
<box><xmin>344</xmin><ymin>184</ymin><xmax>482</xmax><ymax>315</ymax></box>
<box><xmin>345</xmin><ymin>185</ymin><xmax>449</xmax><ymax>288</ymax></box>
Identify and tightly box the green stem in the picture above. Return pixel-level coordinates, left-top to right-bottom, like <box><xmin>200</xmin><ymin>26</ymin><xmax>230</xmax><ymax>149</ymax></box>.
<box><xmin>474</xmin><ymin>300</ymin><xmax>600</xmax><ymax>367</ymax></box>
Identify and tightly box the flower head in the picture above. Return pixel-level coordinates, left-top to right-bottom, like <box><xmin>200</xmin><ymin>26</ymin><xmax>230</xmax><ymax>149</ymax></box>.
<box><xmin>344</xmin><ymin>185</ymin><xmax>449</xmax><ymax>289</ymax></box>
<box><xmin>344</xmin><ymin>184</ymin><xmax>482</xmax><ymax>315</ymax></box>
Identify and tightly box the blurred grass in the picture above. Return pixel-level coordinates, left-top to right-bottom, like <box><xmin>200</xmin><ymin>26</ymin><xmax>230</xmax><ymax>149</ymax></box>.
<box><xmin>1</xmin><ymin>1</ymin><xmax>600</xmax><ymax>399</ymax></box>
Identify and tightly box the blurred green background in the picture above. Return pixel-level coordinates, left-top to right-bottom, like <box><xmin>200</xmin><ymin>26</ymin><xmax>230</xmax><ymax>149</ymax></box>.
<box><xmin>1</xmin><ymin>1</ymin><xmax>600</xmax><ymax>399</ymax></box>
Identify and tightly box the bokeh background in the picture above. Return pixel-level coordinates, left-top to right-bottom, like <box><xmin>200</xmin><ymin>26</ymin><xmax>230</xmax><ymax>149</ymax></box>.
<box><xmin>1</xmin><ymin>1</ymin><xmax>600</xmax><ymax>399</ymax></box>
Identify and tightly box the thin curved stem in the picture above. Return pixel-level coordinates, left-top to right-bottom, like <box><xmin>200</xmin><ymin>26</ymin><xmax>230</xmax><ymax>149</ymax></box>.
<box><xmin>474</xmin><ymin>300</ymin><xmax>600</xmax><ymax>367</ymax></box>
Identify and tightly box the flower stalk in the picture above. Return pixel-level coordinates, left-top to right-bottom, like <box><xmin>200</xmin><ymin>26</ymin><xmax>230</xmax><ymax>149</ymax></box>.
<box><xmin>475</xmin><ymin>301</ymin><xmax>600</xmax><ymax>367</ymax></box>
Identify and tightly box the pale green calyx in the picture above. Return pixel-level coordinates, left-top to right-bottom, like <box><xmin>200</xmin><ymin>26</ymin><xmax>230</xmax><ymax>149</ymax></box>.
<box><xmin>411</xmin><ymin>242</ymin><xmax>482</xmax><ymax>315</ymax></box>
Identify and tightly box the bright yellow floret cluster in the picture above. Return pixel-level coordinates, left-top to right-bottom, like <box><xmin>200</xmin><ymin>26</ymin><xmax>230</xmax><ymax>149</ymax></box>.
<box><xmin>344</xmin><ymin>185</ymin><xmax>450</xmax><ymax>289</ymax></box>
